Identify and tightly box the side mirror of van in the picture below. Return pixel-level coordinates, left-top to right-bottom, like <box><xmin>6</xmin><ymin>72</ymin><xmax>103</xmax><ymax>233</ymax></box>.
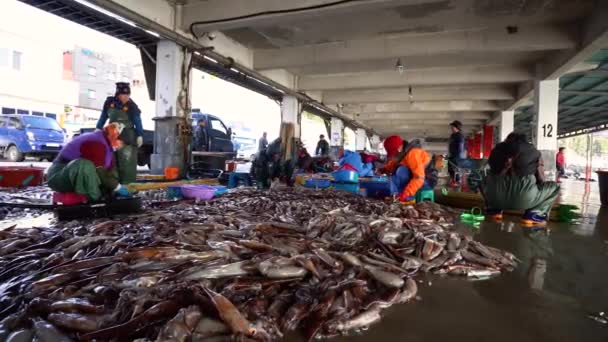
<box><xmin>227</xmin><ymin>127</ymin><xmax>232</xmax><ymax>137</ymax></box>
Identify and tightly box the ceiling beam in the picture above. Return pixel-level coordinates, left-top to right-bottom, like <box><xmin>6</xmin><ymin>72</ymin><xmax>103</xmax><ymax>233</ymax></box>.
<box><xmin>299</xmin><ymin>65</ymin><xmax>533</xmax><ymax>90</ymax></box>
<box><xmin>560</xmin><ymin>105</ymin><xmax>608</xmax><ymax>111</ymax></box>
<box><xmin>323</xmin><ymin>86</ymin><xmax>515</xmax><ymax>104</ymax></box>
<box><xmin>363</xmin><ymin>119</ymin><xmax>486</xmax><ymax>127</ymax></box>
<box><xmin>254</xmin><ymin>25</ymin><xmax>575</xmax><ymax>70</ymax></box>
<box><xmin>353</xmin><ymin>112</ymin><xmax>492</xmax><ymax>121</ymax></box>
<box><xmin>560</xmin><ymin>90</ymin><xmax>608</xmax><ymax>96</ymax></box>
<box><xmin>183</xmin><ymin>0</ymin><xmax>411</xmax><ymax>32</ymax></box>
<box><xmin>289</xmin><ymin>51</ymin><xmax>546</xmax><ymax>76</ymax></box>
<box><xmin>339</xmin><ymin>100</ymin><xmax>500</xmax><ymax>114</ymax></box>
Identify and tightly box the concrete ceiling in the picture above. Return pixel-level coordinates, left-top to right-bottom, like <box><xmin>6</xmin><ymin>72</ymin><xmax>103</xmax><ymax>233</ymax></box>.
<box><xmin>180</xmin><ymin>0</ymin><xmax>605</xmax><ymax>141</ymax></box>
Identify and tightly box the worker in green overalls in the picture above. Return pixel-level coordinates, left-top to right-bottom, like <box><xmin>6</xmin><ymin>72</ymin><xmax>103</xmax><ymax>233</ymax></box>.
<box><xmin>96</xmin><ymin>82</ymin><xmax>144</xmax><ymax>184</ymax></box>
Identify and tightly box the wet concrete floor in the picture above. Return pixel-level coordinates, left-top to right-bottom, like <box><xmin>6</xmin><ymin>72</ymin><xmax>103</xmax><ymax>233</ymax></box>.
<box><xmin>289</xmin><ymin>178</ymin><xmax>608</xmax><ymax>341</ymax></box>
<box><xmin>342</xmin><ymin>179</ymin><xmax>607</xmax><ymax>341</ymax></box>
<box><xmin>2</xmin><ymin>179</ymin><xmax>607</xmax><ymax>341</ymax></box>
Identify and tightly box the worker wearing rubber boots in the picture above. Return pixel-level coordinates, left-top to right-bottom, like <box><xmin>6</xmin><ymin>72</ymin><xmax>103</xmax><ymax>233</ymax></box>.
<box><xmin>381</xmin><ymin>135</ymin><xmax>437</xmax><ymax>205</ymax></box>
<box><xmin>48</xmin><ymin>124</ymin><xmax>131</xmax><ymax>202</ymax></box>
<box><xmin>96</xmin><ymin>82</ymin><xmax>144</xmax><ymax>184</ymax></box>
<box><xmin>483</xmin><ymin>133</ymin><xmax>560</xmax><ymax>226</ymax></box>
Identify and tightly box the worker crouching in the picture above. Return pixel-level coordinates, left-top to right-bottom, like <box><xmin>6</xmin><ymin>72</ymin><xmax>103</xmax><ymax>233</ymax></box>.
<box><xmin>48</xmin><ymin>124</ymin><xmax>131</xmax><ymax>202</ymax></box>
<box><xmin>381</xmin><ymin>135</ymin><xmax>437</xmax><ymax>204</ymax></box>
<box><xmin>483</xmin><ymin>133</ymin><xmax>560</xmax><ymax>226</ymax></box>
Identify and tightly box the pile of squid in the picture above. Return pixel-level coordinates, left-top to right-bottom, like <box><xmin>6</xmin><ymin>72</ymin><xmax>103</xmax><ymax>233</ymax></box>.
<box><xmin>0</xmin><ymin>187</ymin><xmax>517</xmax><ymax>341</ymax></box>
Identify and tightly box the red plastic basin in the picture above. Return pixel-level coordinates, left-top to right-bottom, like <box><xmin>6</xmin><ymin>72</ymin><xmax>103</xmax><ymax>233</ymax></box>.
<box><xmin>0</xmin><ymin>167</ymin><xmax>45</xmax><ymax>187</ymax></box>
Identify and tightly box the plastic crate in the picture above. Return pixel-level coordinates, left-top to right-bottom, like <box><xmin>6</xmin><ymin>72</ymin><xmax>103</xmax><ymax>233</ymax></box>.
<box><xmin>304</xmin><ymin>178</ymin><xmax>332</xmax><ymax>189</ymax></box>
<box><xmin>166</xmin><ymin>185</ymin><xmax>183</xmax><ymax>199</ymax></box>
<box><xmin>359</xmin><ymin>180</ymin><xmax>391</xmax><ymax>199</ymax></box>
<box><xmin>331</xmin><ymin>181</ymin><xmax>359</xmax><ymax>194</ymax></box>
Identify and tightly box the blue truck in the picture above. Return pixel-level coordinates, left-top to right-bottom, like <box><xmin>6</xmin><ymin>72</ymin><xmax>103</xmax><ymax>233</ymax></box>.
<box><xmin>0</xmin><ymin>114</ymin><xmax>66</xmax><ymax>162</ymax></box>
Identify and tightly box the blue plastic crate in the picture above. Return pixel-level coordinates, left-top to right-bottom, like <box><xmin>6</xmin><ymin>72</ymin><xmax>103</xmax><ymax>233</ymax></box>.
<box><xmin>331</xmin><ymin>181</ymin><xmax>359</xmax><ymax>194</ymax></box>
<box><xmin>305</xmin><ymin>178</ymin><xmax>332</xmax><ymax>189</ymax></box>
<box><xmin>359</xmin><ymin>180</ymin><xmax>391</xmax><ymax>199</ymax></box>
<box><xmin>166</xmin><ymin>185</ymin><xmax>183</xmax><ymax>199</ymax></box>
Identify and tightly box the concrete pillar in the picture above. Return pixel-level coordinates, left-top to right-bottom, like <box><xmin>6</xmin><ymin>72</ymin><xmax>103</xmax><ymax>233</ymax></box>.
<box><xmin>355</xmin><ymin>128</ymin><xmax>367</xmax><ymax>151</ymax></box>
<box><xmin>330</xmin><ymin>117</ymin><xmax>344</xmax><ymax>159</ymax></box>
<box><xmin>498</xmin><ymin>110</ymin><xmax>514</xmax><ymax>142</ymax></box>
<box><xmin>151</xmin><ymin>40</ymin><xmax>192</xmax><ymax>175</ymax></box>
<box><xmin>533</xmin><ymin>79</ymin><xmax>559</xmax><ymax>178</ymax></box>
<box><xmin>330</xmin><ymin>118</ymin><xmax>344</xmax><ymax>147</ymax></box>
<box><xmin>281</xmin><ymin>95</ymin><xmax>301</xmax><ymax>138</ymax></box>
<box><xmin>370</xmin><ymin>134</ymin><xmax>381</xmax><ymax>153</ymax></box>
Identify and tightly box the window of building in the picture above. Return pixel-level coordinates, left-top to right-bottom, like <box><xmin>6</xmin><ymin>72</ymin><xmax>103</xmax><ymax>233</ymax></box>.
<box><xmin>45</xmin><ymin>113</ymin><xmax>57</xmax><ymax>120</ymax></box>
<box><xmin>0</xmin><ymin>48</ymin><xmax>8</xmax><ymax>67</ymax></box>
<box><xmin>32</xmin><ymin>111</ymin><xmax>44</xmax><ymax>117</ymax></box>
<box><xmin>12</xmin><ymin>51</ymin><xmax>22</xmax><ymax>71</ymax></box>
<box><xmin>1</xmin><ymin>108</ymin><xmax>15</xmax><ymax>115</ymax></box>
<box><xmin>87</xmin><ymin>89</ymin><xmax>96</xmax><ymax>99</ymax></box>
<box><xmin>87</xmin><ymin>66</ymin><xmax>97</xmax><ymax>77</ymax></box>
<box><xmin>17</xmin><ymin>109</ymin><xmax>29</xmax><ymax>115</ymax></box>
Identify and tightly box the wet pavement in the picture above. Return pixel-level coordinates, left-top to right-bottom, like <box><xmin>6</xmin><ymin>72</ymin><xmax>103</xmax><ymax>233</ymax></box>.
<box><xmin>1</xmin><ymin>178</ymin><xmax>607</xmax><ymax>341</ymax></box>
<box><xmin>300</xmin><ymin>178</ymin><xmax>608</xmax><ymax>342</ymax></box>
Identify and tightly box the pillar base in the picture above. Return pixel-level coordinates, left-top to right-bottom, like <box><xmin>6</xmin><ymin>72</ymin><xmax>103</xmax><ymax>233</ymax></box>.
<box><xmin>150</xmin><ymin>116</ymin><xmax>189</xmax><ymax>176</ymax></box>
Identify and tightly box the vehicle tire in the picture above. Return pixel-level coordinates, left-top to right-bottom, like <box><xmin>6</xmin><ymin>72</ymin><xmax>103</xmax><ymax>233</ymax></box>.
<box><xmin>6</xmin><ymin>145</ymin><xmax>24</xmax><ymax>162</ymax></box>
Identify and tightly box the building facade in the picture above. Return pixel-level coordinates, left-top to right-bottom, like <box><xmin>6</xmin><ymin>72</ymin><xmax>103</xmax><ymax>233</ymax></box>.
<box><xmin>65</xmin><ymin>47</ymin><xmax>135</xmax><ymax>110</ymax></box>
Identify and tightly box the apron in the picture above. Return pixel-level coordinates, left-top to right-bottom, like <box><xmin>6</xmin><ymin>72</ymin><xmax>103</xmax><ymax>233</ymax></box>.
<box><xmin>108</xmin><ymin>105</ymin><xmax>137</xmax><ymax>184</ymax></box>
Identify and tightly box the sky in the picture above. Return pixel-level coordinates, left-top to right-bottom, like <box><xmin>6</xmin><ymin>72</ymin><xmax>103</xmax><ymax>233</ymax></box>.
<box><xmin>1</xmin><ymin>0</ymin><xmax>283</xmax><ymax>140</ymax></box>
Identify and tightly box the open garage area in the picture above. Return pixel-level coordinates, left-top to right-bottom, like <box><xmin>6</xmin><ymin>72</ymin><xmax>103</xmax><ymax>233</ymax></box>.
<box><xmin>1</xmin><ymin>0</ymin><xmax>608</xmax><ymax>341</ymax></box>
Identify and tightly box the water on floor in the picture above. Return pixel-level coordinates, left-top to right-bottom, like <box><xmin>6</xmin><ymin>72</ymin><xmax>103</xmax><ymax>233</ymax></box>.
<box><xmin>290</xmin><ymin>178</ymin><xmax>608</xmax><ymax>341</ymax></box>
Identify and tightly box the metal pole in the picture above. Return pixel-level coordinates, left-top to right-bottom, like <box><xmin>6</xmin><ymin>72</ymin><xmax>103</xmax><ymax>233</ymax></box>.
<box><xmin>585</xmin><ymin>133</ymin><xmax>593</xmax><ymax>182</ymax></box>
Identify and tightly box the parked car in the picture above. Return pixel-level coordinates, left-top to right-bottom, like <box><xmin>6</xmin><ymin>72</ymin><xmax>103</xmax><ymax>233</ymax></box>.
<box><xmin>0</xmin><ymin>115</ymin><xmax>65</xmax><ymax>162</ymax></box>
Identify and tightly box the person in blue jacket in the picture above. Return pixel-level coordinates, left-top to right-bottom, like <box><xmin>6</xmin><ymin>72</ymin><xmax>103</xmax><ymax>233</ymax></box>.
<box><xmin>338</xmin><ymin>150</ymin><xmax>374</xmax><ymax>177</ymax></box>
<box><xmin>96</xmin><ymin>82</ymin><xmax>143</xmax><ymax>184</ymax></box>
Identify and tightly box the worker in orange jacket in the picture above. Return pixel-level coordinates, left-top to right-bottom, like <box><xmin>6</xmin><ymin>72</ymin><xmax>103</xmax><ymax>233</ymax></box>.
<box><xmin>381</xmin><ymin>135</ymin><xmax>434</xmax><ymax>203</ymax></box>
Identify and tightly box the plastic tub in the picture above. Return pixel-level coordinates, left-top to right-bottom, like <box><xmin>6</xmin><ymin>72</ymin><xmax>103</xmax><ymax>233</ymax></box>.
<box><xmin>180</xmin><ymin>184</ymin><xmax>216</xmax><ymax>200</ymax></box>
<box><xmin>0</xmin><ymin>167</ymin><xmax>44</xmax><ymax>187</ymax></box>
<box><xmin>598</xmin><ymin>170</ymin><xmax>608</xmax><ymax>207</ymax></box>
<box><xmin>333</xmin><ymin>170</ymin><xmax>359</xmax><ymax>183</ymax></box>
<box><xmin>304</xmin><ymin>178</ymin><xmax>332</xmax><ymax>189</ymax></box>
